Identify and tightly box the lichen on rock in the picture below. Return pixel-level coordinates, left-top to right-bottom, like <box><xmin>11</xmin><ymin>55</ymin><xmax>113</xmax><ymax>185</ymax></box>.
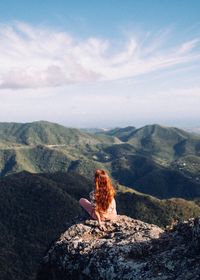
<box><xmin>37</xmin><ymin>215</ymin><xmax>200</xmax><ymax>280</ymax></box>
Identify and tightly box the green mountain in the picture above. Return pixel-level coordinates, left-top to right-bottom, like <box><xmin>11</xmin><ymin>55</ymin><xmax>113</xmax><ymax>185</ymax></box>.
<box><xmin>109</xmin><ymin>153</ymin><xmax>200</xmax><ymax>199</ymax></box>
<box><xmin>100</xmin><ymin>124</ymin><xmax>200</xmax><ymax>198</ymax></box>
<box><xmin>0</xmin><ymin>144</ymin><xmax>106</xmax><ymax>177</ymax></box>
<box><xmin>0</xmin><ymin>171</ymin><xmax>92</xmax><ymax>280</ymax></box>
<box><xmin>116</xmin><ymin>184</ymin><xmax>200</xmax><ymax>227</ymax></box>
<box><xmin>99</xmin><ymin>123</ymin><xmax>200</xmax><ymax>164</ymax></box>
<box><xmin>0</xmin><ymin>121</ymin><xmax>119</xmax><ymax>177</ymax></box>
<box><xmin>0</xmin><ymin>120</ymin><xmax>118</xmax><ymax>146</ymax></box>
<box><xmin>125</xmin><ymin>124</ymin><xmax>200</xmax><ymax>161</ymax></box>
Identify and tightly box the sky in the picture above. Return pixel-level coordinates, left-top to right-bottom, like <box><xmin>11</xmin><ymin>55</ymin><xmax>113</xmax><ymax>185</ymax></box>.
<box><xmin>0</xmin><ymin>0</ymin><xmax>200</xmax><ymax>128</ymax></box>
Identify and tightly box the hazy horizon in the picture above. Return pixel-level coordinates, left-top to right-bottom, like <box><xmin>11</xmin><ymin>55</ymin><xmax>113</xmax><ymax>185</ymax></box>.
<box><xmin>0</xmin><ymin>0</ymin><xmax>200</xmax><ymax>127</ymax></box>
<box><xmin>0</xmin><ymin>119</ymin><xmax>199</xmax><ymax>131</ymax></box>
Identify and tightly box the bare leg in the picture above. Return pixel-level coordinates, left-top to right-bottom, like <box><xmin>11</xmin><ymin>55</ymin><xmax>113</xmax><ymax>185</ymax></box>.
<box><xmin>79</xmin><ymin>198</ymin><xmax>96</xmax><ymax>219</ymax></box>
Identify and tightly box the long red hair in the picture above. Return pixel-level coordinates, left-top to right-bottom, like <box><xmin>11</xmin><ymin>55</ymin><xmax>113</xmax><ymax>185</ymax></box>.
<box><xmin>94</xmin><ymin>169</ymin><xmax>115</xmax><ymax>212</ymax></box>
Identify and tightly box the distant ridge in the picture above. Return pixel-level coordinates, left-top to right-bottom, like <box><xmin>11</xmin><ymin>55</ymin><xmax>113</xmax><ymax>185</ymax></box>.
<box><xmin>0</xmin><ymin>120</ymin><xmax>103</xmax><ymax>146</ymax></box>
<box><xmin>124</xmin><ymin>124</ymin><xmax>200</xmax><ymax>161</ymax></box>
<box><xmin>101</xmin><ymin>126</ymin><xmax>136</xmax><ymax>141</ymax></box>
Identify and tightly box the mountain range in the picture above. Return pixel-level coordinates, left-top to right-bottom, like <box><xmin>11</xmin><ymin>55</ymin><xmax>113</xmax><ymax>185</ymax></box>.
<box><xmin>1</xmin><ymin>121</ymin><xmax>200</xmax><ymax>198</ymax></box>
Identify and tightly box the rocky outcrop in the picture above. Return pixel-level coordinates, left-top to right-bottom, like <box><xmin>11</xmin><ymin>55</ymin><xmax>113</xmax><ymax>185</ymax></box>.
<box><xmin>37</xmin><ymin>215</ymin><xmax>200</xmax><ymax>280</ymax></box>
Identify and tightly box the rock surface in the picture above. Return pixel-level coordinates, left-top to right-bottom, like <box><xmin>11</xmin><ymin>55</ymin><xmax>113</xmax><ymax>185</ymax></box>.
<box><xmin>37</xmin><ymin>215</ymin><xmax>200</xmax><ymax>280</ymax></box>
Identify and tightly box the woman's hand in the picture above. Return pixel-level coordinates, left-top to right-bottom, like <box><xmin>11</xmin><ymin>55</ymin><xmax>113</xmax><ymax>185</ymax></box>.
<box><xmin>94</xmin><ymin>209</ymin><xmax>106</xmax><ymax>231</ymax></box>
<box><xmin>98</xmin><ymin>223</ymin><xmax>106</xmax><ymax>231</ymax></box>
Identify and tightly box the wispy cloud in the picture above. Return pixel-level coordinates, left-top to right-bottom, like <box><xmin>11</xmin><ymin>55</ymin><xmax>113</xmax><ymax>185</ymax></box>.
<box><xmin>0</xmin><ymin>21</ymin><xmax>200</xmax><ymax>89</ymax></box>
<box><xmin>178</xmin><ymin>39</ymin><xmax>199</xmax><ymax>54</ymax></box>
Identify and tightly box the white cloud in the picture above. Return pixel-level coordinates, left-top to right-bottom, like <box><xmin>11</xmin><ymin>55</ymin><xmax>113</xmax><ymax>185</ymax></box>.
<box><xmin>0</xmin><ymin>21</ymin><xmax>200</xmax><ymax>89</ymax></box>
<box><xmin>178</xmin><ymin>39</ymin><xmax>199</xmax><ymax>54</ymax></box>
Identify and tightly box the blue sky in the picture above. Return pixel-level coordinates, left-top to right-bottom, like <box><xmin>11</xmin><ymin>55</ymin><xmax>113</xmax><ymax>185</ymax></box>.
<box><xmin>0</xmin><ymin>0</ymin><xmax>200</xmax><ymax>128</ymax></box>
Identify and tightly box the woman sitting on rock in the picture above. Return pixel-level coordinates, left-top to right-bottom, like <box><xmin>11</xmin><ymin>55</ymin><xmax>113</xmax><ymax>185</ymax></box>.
<box><xmin>79</xmin><ymin>169</ymin><xmax>117</xmax><ymax>230</ymax></box>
